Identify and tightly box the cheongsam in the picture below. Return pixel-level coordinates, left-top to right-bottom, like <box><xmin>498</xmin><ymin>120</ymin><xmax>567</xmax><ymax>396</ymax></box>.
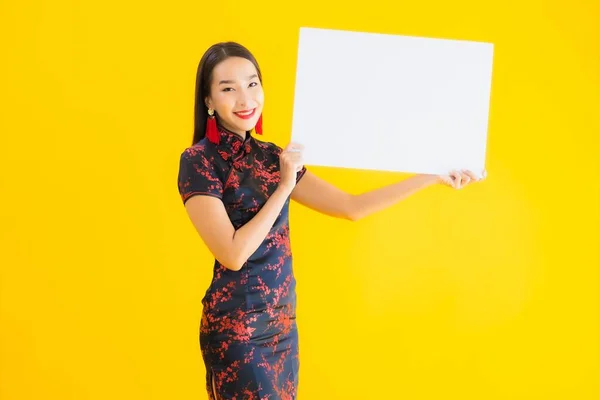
<box><xmin>177</xmin><ymin>124</ymin><xmax>306</xmax><ymax>400</ymax></box>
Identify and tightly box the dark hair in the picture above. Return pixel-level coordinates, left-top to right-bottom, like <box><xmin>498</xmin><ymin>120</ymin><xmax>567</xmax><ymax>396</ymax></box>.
<box><xmin>192</xmin><ymin>42</ymin><xmax>263</xmax><ymax>145</ymax></box>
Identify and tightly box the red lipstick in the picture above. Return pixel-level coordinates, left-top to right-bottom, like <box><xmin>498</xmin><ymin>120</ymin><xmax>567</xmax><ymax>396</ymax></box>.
<box><xmin>234</xmin><ymin>108</ymin><xmax>256</xmax><ymax>120</ymax></box>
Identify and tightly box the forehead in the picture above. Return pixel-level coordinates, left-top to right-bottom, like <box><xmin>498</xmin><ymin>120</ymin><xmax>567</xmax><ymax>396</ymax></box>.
<box><xmin>212</xmin><ymin>57</ymin><xmax>257</xmax><ymax>80</ymax></box>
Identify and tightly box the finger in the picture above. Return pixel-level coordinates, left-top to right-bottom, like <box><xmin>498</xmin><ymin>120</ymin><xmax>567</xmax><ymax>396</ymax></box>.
<box><xmin>451</xmin><ymin>170</ymin><xmax>461</xmax><ymax>189</ymax></box>
<box><xmin>441</xmin><ymin>172</ymin><xmax>454</xmax><ymax>187</ymax></box>
<box><xmin>283</xmin><ymin>144</ymin><xmax>294</xmax><ymax>153</ymax></box>
<box><xmin>287</xmin><ymin>152</ymin><xmax>303</xmax><ymax>163</ymax></box>
<box><xmin>293</xmin><ymin>154</ymin><xmax>304</xmax><ymax>171</ymax></box>
<box><xmin>285</xmin><ymin>142</ymin><xmax>304</xmax><ymax>153</ymax></box>
<box><xmin>462</xmin><ymin>169</ymin><xmax>479</xmax><ymax>182</ymax></box>
<box><xmin>458</xmin><ymin>171</ymin><xmax>468</xmax><ymax>188</ymax></box>
<box><xmin>286</xmin><ymin>156</ymin><xmax>304</xmax><ymax>171</ymax></box>
<box><xmin>461</xmin><ymin>170</ymin><xmax>471</xmax><ymax>186</ymax></box>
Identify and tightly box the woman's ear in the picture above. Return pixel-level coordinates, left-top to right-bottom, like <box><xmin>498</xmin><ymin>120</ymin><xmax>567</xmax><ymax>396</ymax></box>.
<box><xmin>204</xmin><ymin>96</ymin><xmax>212</xmax><ymax>110</ymax></box>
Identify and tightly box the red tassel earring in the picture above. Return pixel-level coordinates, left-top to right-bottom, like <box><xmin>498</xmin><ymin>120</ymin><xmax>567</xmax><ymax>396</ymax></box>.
<box><xmin>254</xmin><ymin>113</ymin><xmax>263</xmax><ymax>135</ymax></box>
<box><xmin>206</xmin><ymin>108</ymin><xmax>220</xmax><ymax>144</ymax></box>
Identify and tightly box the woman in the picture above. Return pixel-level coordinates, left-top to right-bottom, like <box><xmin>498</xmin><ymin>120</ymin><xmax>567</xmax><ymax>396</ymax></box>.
<box><xmin>177</xmin><ymin>42</ymin><xmax>483</xmax><ymax>400</ymax></box>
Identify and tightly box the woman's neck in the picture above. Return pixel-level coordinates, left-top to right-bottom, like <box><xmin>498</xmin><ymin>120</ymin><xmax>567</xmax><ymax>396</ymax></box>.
<box><xmin>218</xmin><ymin>121</ymin><xmax>247</xmax><ymax>140</ymax></box>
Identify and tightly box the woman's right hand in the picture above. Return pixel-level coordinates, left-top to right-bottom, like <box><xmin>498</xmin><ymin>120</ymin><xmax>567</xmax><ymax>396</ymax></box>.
<box><xmin>279</xmin><ymin>142</ymin><xmax>305</xmax><ymax>193</ymax></box>
<box><xmin>437</xmin><ymin>169</ymin><xmax>485</xmax><ymax>189</ymax></box>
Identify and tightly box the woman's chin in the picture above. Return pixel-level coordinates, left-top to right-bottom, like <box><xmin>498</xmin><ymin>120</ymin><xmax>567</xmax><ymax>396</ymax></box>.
<box><xmin>231</xmin><ymin>120</ymin><xmax>256</xmax><ymax>133</ymax></box>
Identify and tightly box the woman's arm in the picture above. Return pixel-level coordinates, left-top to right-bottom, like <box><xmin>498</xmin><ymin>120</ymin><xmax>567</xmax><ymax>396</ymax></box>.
<box><xmin>290</xmin><ymin>171</ymin><xmax>437</xmax><ymax>221</ymax></box>
<box><xmin>183</xmin><ymin>143</ymin><xmax>303</xmax><ymax>272</ymax></box>
<box><xmin>291</xmin><ymin>169</ymin><xmax>481</xmax><ymax>221</ymax></box>
<box><xmin>184</xmin><ymin>185</ymin><xmax>293</xmax><ymax>271</ymax></box>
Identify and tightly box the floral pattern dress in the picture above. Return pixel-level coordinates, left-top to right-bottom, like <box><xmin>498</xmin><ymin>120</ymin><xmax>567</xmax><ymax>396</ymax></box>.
<box><xmin>177</xmin><ymin>124</ymin><xmax>306</xmax><ymax>400</ymax></box>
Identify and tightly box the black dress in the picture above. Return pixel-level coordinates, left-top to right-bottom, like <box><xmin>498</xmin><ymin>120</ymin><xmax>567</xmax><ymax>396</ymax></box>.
<box><xmin>177</xmin><ymin>124</ymin><xmax>306</xmax><ymax>399</ymax></box>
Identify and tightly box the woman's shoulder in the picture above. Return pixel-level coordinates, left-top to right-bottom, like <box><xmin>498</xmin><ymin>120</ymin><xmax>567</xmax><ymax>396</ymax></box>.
<box><xmin>253</xmin><ymin>137</ymin><xmax>283</xmax><ymax>156</ymax></box>
<box><xmin>179</xmin><ymin>139</ymin><xmax>225</xmax><ymax>172</ymax></box>
<box><xmin>180</xmin><ymin>138</ymin><xmax>218</xmax><ymax>159</ymax></box>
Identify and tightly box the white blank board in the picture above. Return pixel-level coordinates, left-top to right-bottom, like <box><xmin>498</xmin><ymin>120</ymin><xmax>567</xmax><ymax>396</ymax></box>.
<box><xmin>290</xmin><ymin>27</ymin><xmax>494</xmax><ymax>177</ymax></box>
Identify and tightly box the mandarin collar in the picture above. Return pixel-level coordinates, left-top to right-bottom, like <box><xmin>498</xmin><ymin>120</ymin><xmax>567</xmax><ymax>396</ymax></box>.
<box><xmin>216</xmin><ymin>124</ymin><xmax>253</xmax><ymax>157</ymax></box>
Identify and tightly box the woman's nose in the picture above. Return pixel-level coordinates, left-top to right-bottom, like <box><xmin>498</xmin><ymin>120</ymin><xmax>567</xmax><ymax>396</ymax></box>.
<box><xmin>237</xmin><ymin>89</ymin><xmax>252</xmax><ymax>108</ymax></box>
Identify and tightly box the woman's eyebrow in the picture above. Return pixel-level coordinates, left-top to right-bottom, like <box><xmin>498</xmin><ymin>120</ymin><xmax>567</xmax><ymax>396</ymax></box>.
<box><xmin>218</xmin><ymin>74</ymin><xmax>258</xmax><ymax>85</ymax></box>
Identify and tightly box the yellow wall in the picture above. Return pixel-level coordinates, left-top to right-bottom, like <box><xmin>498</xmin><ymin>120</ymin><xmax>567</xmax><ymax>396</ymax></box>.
<box><xmin>1</xmin><ymin>0</ymin><xmax>598</xmax><ymax>399</ymax></box>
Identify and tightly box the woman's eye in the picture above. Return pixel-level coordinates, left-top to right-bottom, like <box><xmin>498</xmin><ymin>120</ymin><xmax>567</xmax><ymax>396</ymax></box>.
<box><xmin>249</xmin><ymin>82</ymin><xmax>258</xmax><ymax>87</ymax></box>
<box><xmin>222</xmin><ymin>87</ymin><xmax>233</xmax><ymax>92</ymax></box>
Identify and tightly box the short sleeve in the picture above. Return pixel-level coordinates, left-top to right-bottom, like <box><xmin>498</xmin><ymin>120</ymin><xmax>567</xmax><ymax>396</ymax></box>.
<box><xmin>296</xmin><ymin>165</ymin><xmax>307</xmax><ymax>183</ymax></box>
<box><xmin>177</xmin><ymin>147</ymin><xmax>223</xmax><ymax>204</ymax></box>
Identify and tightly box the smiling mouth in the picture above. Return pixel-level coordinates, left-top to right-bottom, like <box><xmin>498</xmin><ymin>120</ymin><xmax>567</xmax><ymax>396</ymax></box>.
<box><xmin>234</xmin><ymin>109</ymin><xmax>256</xmax><ymax>119</ymax></box>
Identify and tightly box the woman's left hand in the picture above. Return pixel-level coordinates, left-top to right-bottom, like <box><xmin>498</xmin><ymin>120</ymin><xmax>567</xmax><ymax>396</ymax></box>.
<box><xmin>437</xmin><ymin>169</ymin><xmax>486</xmax><ymax>189</ymax></box>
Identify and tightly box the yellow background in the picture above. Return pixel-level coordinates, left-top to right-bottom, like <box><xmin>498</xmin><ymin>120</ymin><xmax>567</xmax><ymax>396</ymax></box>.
<box><xmin>1</xmin><ymin>0</ymin><xmax>599</xmax><ymax>399</ymax></box>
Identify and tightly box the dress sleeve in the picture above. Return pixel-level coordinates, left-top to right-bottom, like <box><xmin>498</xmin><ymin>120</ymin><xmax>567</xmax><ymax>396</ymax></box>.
<box><xmin>296</xmin><ymin>165</ymin><xmax>307</xmax><ymax>183</ymax></box>
<box><xmin>177</xmin><ymin>147</ymin><xmax>224</xmax><ymax>204</ymax></box>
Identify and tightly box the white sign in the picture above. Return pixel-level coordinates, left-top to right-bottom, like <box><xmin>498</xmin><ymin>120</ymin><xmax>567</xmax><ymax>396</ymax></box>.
<box><xmin>290</xmin><ymin>27</ymin><xmax>494</xmax><ymax>178</ymax></box>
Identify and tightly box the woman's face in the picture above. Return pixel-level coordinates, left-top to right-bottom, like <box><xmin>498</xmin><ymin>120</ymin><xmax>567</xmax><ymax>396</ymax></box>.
<box><xmin>205</xmin><ymin>56</ymin><xmax>264</xmax><ymax>136</ymax></box>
